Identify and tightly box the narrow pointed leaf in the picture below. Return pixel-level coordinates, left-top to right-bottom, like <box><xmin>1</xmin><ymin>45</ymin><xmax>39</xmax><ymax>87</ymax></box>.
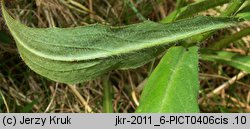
<box><xmin>210</xmin><ymin>27</ymin><xmax>250</xmax><ymax>50</ymax></box>
<box><xmin>237</xmin><ymin>12</ymin><xmax>250</xmax><ymax>20</ymax></box>
<box><xmin>201</xmin><ymin>49</ymin><xmax>250</xmax><ymax>73</ymax></box>
<box><xmin>236</xmin><ymin>1</ymin><xmax>250</xmax><ymax>20</ymax></box>
<box><xmin>136</xmin><ymin>46</ymin><xmax>200</xmax><ymax>113</ymax></box>
<box><xmin>161</xmin><ymin>0</ymin><xmax>230</xmax><ymax>23</ymax></box>
<box><xmin>1</xmin><ymin>0</ymin><xmax>237</xmax><ymax>84</ymax></box>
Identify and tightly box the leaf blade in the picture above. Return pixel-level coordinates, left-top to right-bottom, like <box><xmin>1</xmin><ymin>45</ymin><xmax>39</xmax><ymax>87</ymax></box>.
<box><xmin>136</xmin><ymin>46</ymin><xmax>200</xmax><ymax>113</ymax></box>
<box><xmin>1</xmin><ymin>0</ymin><xmax>237</xmax><ymax>84</ymax></box>
<box><xmin>201</xmin><ymin>49</ymin><xmax>250</xmax><ymax>73</ymax></box>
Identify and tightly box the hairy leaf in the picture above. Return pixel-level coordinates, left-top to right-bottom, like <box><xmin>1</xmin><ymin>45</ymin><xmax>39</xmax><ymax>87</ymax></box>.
<box><xmin>1</xmin><ymin>0</ymin><xmax>237</xmax><ymax>84</ymax></box>
<box><xmin>201</xmin><ymin>49</ymin><xmax>250</xmax><ymax>73</ymax></box>
<box><xmin>136</xmin><ymin>46</ymin><xmax>199</xmax><ymax>113</ymax></box>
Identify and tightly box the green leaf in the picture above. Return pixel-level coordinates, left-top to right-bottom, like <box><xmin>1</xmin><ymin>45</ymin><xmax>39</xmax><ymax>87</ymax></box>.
<box><xmin>201</xmin><ymin>49</ymin><xmax>250</xmax><ymax>73</ymax></box>
<box><xmin>237</xmin><ymin>0</ymin><xmax>250</xmax><ymax>13</ymax></box>
<box><xmin>237</xmin><ymin>12</ymin><xmax>250</xmax><ymax>20</ymax></box>
<box><xmin>20</xmin><ymin>99</ymin><xmax>39</xmax><ymax>113</ymax></box>
<box><xmin>220</xmin><ymin>0</ymin><xmax>246</xmax><ymax>17</ymax></box>
<box><xmin>136</xmin><ymin>46</ymin><xmax>199</xmax><ymax>113</ymax></box>
<box><xmin>1</xmin><ymin>0</ymin><xmax>237</xmax><ymax>84</ymax></box>
<box><xmin>210</xmin><ymin>27</ymin><xmax>250</xmax><ymax>50</ymax></box>
<box><xmin>236</xmin><ymin>1</ymin><xmax>250</xmax><ymax>20</ymax></box>
<box><xmin>161</xmin><ymin>0</ymin><xmax>231</xmax><ymax>23</ymax></box>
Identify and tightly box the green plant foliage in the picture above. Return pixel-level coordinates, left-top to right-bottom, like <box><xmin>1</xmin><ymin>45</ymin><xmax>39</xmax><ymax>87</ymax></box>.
<box><xmin>236</xmin><ymin>1</ymin><xmax>250</xmax><ymax>20</ymax></box>
<box><xmin>1</xmin><ymin>0</ymin><xmax>237</xmax><ymax>84</ymax></box>
<box><xmin>221</xmin><ymin>0</ymin><xmax>246</xmax><ymax>16</ymax></box>
<box><xmin>136</xmin><ymin>46</ymin><xmax>199</xmax><ymax>113</ymax></box>
<box><xmin>237</xmin><ymin>12</ymin><xmax>250</xmax><ymax>20</ymax></box>
<box><xmin>103</xmin><ymin>77</ymin><xmax>114</xmax><ymax>113</ymax></box>
<box><xmin>161</xmin><ymin>0</ymin><xmax>230</xmax><ymax>23</ymax></box>
<box><xmin>210</xmin><ymin>27</ymin><xmax>250</xmax><ymax>50</ymax></box>
<box><xmin>201</xmin><ymin>49</ymin><xmax>250</xmax><ymax>73</ymax></box>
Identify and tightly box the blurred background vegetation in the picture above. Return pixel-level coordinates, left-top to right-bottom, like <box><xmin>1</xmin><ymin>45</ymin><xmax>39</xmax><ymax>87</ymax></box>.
<box><xmin>0</xmin><ymin>0</ymin><xmax>249</xmax><ymax>113</ymax></box>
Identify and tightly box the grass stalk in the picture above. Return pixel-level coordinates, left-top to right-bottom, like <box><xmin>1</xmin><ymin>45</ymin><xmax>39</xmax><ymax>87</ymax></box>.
<box><xmin>0</xmin><ymin>89</ymin><xmax>9</xmax><ymax>113</ymax></box>
<box><xmin>68</xmin><ymin>85</ymin><xmax>92</xmax><ymax>113</ymax></box>
<box><xmin>103</xmin><ymin>76</ymin><xmax>114</xmax><ymax>113</ymax></box>
<box><xmin>126</xmin><ymin>0</ymin><xmax>146</xmax><ymax>21</ymax></box>
<box><xmin>199</xmin><ymin>71</ymin><xmax>248</xmax><ymax>103</ymax></box>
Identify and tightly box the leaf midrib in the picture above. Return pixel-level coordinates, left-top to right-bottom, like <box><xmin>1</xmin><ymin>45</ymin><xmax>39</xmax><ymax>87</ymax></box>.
<box><xmin>2</xmin><ymin>4</ymin><xmax>235</xmax><ymax>62</ymax></box>
<box><xmin>159</xmin><ymin>48</ymin><xmax>186</xmax><ymax>112</ymax></box>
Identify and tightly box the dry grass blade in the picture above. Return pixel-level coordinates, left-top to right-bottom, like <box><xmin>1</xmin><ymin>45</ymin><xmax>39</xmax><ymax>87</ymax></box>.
<box><xmin>68</xmin><ymin>85</ymin><xmax>92</xmax><ymax>113</ymax></box>
<box><xmin>44</xmin><ymin>83</ymin><xmax>58</xmax><ymax>113</ymax></box>
<box><xmin>225</xmin><ymin>94</ymin><xmax>249</xmax><ymax>109</ymax></box>
<box><xmin>0</xmin><ymin>89</ymin><xmax>9</xmax><ymax>113</ymax></box>
<box><xmin>199</xmin><ymin>71</ymin><xmax>248</xmax><ymax>103</ymax></box>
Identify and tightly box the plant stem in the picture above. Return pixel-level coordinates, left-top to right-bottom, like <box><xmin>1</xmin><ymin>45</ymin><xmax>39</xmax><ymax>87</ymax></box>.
<box><xmin>103</xmin><ymin>76</ymin><xmax>114</xmax><ymax>113</ymax></box>
<box><xmin>147</xmin><ymin>59</ymin><xmax>156</xmax><ymax>75</ymax></box>
<box><xmin>126</xmin><ymin>0</ymin><xmax>146</xmax><ymax>21</ymax></box>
